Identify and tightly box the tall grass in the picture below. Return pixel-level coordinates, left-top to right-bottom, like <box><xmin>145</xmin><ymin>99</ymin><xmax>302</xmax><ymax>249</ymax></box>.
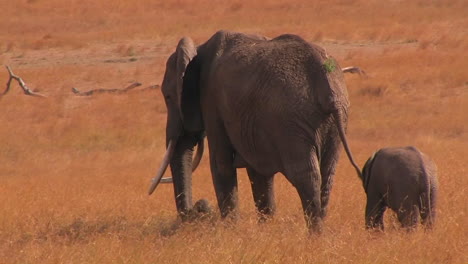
<box><xmin>0</xmin><ymin>0</ymin><xmax>467</xmax><ymax>263</ymax></box>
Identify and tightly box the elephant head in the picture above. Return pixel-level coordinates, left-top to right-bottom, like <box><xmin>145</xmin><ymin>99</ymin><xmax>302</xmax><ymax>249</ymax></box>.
<box><xmin>148</xmin><ymin>37</ymin><xmax>205</xmax><ymax>220</ymax></box>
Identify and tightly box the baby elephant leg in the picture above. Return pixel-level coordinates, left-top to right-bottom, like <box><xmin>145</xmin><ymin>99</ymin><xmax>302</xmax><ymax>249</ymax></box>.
<box><xmin>420</xmin><ymin>187</ymin><xmax>437</xmax><ymax>229</ymax></box>
<box><xmin>365</xmin><ymin>192</ymin><xmax>386</xmax><ymax>230</ymax></box>
<box><xmin>397</xmin><ymin>201</ymin><xmax>420</xmax><ymax>231</ymax></box>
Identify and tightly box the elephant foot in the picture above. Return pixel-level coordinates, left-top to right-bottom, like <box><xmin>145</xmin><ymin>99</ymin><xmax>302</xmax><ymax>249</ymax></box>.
<box><xmin>193</xmin><ymin>199</ymin><xmax>212</xmax><ymax>214</ymax></box>
<box><xmin>257</xmin><ymin>212</ymin><xmax>274</xmax><ymax>224</ymax></box>
<box><xmin>307</xmin><ymin>217</ymin><xmax>323</xmax><ymax>235</ymax></box>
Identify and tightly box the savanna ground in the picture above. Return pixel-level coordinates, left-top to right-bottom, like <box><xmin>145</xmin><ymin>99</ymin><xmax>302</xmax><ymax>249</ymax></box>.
<box><xmin>0</xmin><ymin>0</ymin><xmax>467</xmax><ymax>263</ymax></box>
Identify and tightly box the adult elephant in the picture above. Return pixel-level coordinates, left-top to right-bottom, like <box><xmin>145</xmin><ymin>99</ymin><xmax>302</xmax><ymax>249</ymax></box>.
<box><xmin>148</xmin><ymin>30</ymin><xmax>361</xmax><ymax>233</ymax></box>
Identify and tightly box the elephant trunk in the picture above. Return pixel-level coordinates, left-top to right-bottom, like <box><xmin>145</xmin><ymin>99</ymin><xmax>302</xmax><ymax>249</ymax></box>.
<box><xmin>170</xmin><ymin>134</ymin><xmax>198</xmax><ymax>219</ymax></box>
<box><xmin>333</xmin><ymin>111</ymin><xmax>362</xmax><ymax>179</ymax></box>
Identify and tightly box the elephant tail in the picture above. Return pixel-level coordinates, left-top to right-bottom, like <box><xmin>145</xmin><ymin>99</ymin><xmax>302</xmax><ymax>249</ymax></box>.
<box><xmin>333</xmin><ymin>111</ymin><xmax>362</xmax><ymax>179</ymax></box>
<box><xmin>361</xmin><ymin>151</ymin><xmax>378</xmax><ymax>193</ymax></box>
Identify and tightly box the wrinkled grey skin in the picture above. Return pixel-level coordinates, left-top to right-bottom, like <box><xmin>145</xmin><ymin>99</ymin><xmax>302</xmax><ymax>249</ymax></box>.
<box><xmin>361</xmin><ymin>146</ymin><xmax>438</xmax><ymax>230</ymax></box>
<box><xmin>153</xmin><ymin>30</ymin><xmax>361</xmax><ymax>233</ymax></box>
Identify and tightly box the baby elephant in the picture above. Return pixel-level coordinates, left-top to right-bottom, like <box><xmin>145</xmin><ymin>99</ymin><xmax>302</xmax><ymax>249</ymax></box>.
<box><xmin>360</xmin><ymin>146</ymin><xmax>438</xmax><ymax>230</ymax></box>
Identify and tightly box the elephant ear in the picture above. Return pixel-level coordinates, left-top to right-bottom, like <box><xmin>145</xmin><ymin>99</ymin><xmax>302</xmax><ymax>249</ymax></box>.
<box><xmin>181</xmin><ymin>54</ymin><xmax>204</xmax><ymax>132</ymax></box>
<box><xmin>174</xmin><ymin>37</ymin><xmax>203</xmax><ymax>132</ymax></box>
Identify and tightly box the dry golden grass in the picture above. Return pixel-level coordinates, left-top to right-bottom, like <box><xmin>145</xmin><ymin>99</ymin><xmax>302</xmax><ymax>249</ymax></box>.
<box><xmin>1</xmin><ymin>0</ymin><xmax>467</xmax><ymax>263</ymax></box>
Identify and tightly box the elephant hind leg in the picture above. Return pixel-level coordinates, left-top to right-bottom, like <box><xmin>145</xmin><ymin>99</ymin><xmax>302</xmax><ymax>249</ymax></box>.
<box><xmin>247</xmin><ymin>167</ymin><xmax>276</xmax><ymax>222</ymax></box>
<box><xmin>420</xmin><ymin>187</ymin><xmax>437</xmax><ymax>229</ymax></box>
<box><xmin>397</xmin><ymin>202</ymin><xmax>419</xmax><ymax>231</ymax></box>
<box><xmin>319</xmin><ymin>137</ymin><xmax>340</xmax><ymax>219</ymax></box>
<box><xmin>284</xmin><ymin>155</ymin><xmax>322</xmax><ymax>234</ymax></box>
<box><xmin>365</xmin><ymin>193</ymin><xmax>386</xmax><ymax>230</ymax></box>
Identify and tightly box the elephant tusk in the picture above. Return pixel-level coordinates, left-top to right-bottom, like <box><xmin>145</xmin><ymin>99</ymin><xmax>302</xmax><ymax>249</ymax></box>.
<box><xmin>152</xmin><ymin>137</ymin><xmax>204</xmax><ymax>185</ymax></box>
<box><xmin>160</xmin><ymin>177</ymin><xmax>173</xmax><ymax>183</ymax></box>
<box><xmin>148</xmin><ymin>139</ymin><xmax>177</xmax><ymax>195</ymax></box>
<box><xmin>192</xmin><ymin>137</ymin><xmax>204</xmax><ymax>172</ymax></box>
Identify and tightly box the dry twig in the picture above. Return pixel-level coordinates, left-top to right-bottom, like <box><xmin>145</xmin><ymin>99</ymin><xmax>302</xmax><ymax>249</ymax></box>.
<box><xmin>2</xmin><ymin>65</ymin><xmax>46</xmax><ymax>97</ymax></box>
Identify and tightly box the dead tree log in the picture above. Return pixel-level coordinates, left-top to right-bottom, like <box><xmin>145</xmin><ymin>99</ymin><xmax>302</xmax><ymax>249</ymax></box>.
<box><xmin>141</xmin><ymin>85</ymin><xmax>160</xmax><ymax>91</ymax></box>
<box><xmin>72</xmin><ymin>83</ymin><xmax>159</xmax><ymax>96</ymax></box>
<box><xmin>72</xmin><ymin>82</ymin><xmax>142</xmax><ymax>96</ymax></box>
<box><xmin>2</xmin><ymin>66</ymin><xmax>46</xmax><ymax>97</ymax></box>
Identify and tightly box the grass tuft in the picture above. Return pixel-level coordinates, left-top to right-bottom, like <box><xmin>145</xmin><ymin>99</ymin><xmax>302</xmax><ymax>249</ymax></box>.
<box><xmin>323</xmin><ymin>57</ymin><xmax>337</xmax><ymax>73</ymax></box>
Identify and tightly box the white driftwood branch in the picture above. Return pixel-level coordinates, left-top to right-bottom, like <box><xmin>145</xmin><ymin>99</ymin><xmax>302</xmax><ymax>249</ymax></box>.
<box><xmin>2</xmin><ymin>66</ymin><xmax>46</xmax><ymax>97</ymax></box>
<box><xmin>72</xmin><ymin>83</ymin><xmax>159</xmax><ymax>96</ymax></box>
<box><xmin>342</xmin><ymin>66</ymin><xmax>367</xmax><ymax>77</ymax></box>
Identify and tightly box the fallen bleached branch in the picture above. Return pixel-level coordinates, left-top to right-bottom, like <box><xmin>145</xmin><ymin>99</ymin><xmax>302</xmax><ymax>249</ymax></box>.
<box><xmin>342</xmin><ymin>66</ymin><xmax>367</xmax><ymax>77</ymax></box>
<box><xmin>2</xmin><ymin>65</ymin><xmax>46</xmax><ymax>97</ymax></box>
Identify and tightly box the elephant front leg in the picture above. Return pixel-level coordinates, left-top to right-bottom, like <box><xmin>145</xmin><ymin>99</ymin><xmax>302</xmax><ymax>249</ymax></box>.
<box><xmin>247</xmin><ymin>168</ymin><xmax>276</xmax><ymax>222</ymax></box>
<box><xmin>210</xmin><ymin>155</ymin><xmax>238</xmax><ymax>219</ymax></box>
<box><xmin>207</xmin><ymin>123</ymin><xmax>239</xmax><ymax>220</ymax></box>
